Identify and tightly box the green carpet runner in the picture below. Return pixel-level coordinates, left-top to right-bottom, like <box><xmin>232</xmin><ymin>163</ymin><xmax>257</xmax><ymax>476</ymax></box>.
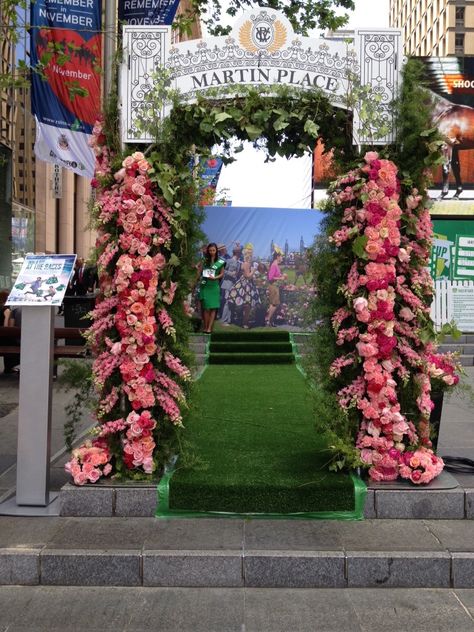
<box><xmin>208</xmin><ymin>330</ymin><xmax>294</xmax><ymax>364</ymax></box>
<box><xmin>158</xmin><ymin>344</ymin><xmax>365</xmax><ymax>518</ymax></box>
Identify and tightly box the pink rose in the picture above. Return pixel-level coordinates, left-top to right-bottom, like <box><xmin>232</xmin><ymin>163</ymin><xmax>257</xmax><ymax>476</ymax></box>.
<box><xmin>122</xmin><ymin>156</ymin><xmax>134</xmax><ymax>168</ymax></box>
<box><xmin>356</xmin><ymin>342</ymin><xmax>378</xmax><ymax>358</ymax></box>
<box><xmin>364</xmin><ymin>151</ymin><xmax>379</xmax><ymax>164</ymax></box>
<box><xmin>353</xmin><ymin>297</ymin><xmax>368</xmax><ymax>313</ymax></box>
<box><xmin>399</xmin><ymin>307</ymin><xmax>415</xmax><ymax>321</ymax></box>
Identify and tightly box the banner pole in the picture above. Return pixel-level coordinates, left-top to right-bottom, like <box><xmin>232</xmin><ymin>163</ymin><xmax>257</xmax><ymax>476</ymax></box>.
<box><xmin>104</xmin><ymin>0</ymin><xmax>117</xmax><ymax>97</ymax></box>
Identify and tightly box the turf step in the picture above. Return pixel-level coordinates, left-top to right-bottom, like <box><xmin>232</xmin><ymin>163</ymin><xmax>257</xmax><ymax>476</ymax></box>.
<box><xmin>208</xmin><ymin>352</ymin><xmax>294</xmax><ymax>364</ymax></box>
<box><xmin>209</xmin><ymin>341</ymin><xmax>293</xmax><ymax>354</ymax></box>
<box><xmin>211</xmin><ymin>331</ymin><xmax>290</xmax><ymax>342</ymax></box>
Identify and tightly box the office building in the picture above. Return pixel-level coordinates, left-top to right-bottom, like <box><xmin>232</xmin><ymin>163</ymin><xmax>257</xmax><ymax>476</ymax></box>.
<box><xmin>0</xmin><ymin>1</ymin><xmax>201</xmax><ymax>287</ymax></box>
<box><xmin>389</xmin><ymin>0</ymin><xmax>474</xmax><ymax>55</ymax></box>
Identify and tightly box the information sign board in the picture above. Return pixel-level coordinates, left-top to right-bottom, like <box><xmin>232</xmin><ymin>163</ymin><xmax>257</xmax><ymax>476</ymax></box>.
<box><xmin>6</xmin><ymin>254</ymin><xmax>76</xmax><ymax>306</ymax></box>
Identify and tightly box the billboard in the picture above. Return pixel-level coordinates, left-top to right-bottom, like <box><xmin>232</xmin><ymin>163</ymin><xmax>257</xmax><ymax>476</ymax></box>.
<box><xmin>421</xmin><ymin>57</ymin><xmax>474</xmax><ymax>214</ymax></box>
<box><xmin>313</xmin><ymin>57</ymin><xmax>474</xmax><ymax>214</ymax></box>
<box><xmin>30</xmin><ymin>0</ymin><xmax>102</xmax><ymax>177</ymax></box>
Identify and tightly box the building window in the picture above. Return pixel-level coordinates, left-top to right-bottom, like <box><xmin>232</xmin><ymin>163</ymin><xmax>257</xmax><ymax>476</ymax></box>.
<box><xmin>455</xmin><ymin>33</ymin><xmax>465</xmax><ymax>55</ymax></box>
<box><xmin>456</xmin><ymin>7</ymin><xmax>465</xmax><ymax>26</ymax></box>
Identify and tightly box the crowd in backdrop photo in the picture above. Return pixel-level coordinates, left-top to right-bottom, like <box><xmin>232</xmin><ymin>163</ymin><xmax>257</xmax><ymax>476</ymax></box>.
<box><xmin>194</xmin><ymin>205</ymin><xmax>323</xmax><ymax>330</ymax></box>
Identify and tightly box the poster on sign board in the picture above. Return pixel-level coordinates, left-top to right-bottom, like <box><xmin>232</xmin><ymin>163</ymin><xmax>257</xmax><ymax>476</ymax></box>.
<box><xmin>6</xmin><ymin>255</ymin><xmax>76</xmax><ymax>306</ymax></box>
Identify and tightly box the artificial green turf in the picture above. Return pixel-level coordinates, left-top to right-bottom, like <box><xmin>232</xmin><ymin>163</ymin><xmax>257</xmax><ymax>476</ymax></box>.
<box><xmin>208</xmin><ymin>353</ymin><xmax>294</xmax><ymax>364</ymax></box>
<box><xmin>211</xmin><ymin>331</ymin><xmax>290</xmax><ymax>342</ymax></box>
<box><xmin>168</xmin><ymin>364</ymin><xmax>355</xmax><ymax>514</ymax></box>
<box><xmin>209</xmin><ymin>342</ymin><xmax>293</xmax><ymax>353</ymax></box>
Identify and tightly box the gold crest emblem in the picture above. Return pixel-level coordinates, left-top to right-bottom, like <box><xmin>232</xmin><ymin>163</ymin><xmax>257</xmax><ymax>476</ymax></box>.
<box><xmin>239</xmin><ymin>20</ymin><xmax>258</xmax><ymax>53</ymax></box>
<box><xmin>239</xmin><ymin>18</ymin><xmax>287</xmax><ymax>53</ymax></box>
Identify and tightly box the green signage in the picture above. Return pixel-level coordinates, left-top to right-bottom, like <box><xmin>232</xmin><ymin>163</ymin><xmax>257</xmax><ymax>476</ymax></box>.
<box><xmin>431</xmin><ymin>219</ymin><xmax>474</xmax><ymax>280</ymax></box>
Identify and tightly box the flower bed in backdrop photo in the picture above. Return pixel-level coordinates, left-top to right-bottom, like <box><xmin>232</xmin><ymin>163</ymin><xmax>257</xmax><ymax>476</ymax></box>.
<box><xmin>308</xmin><ymin>151</ymin><xmax>461</xmax><ymax>484</ymax></box>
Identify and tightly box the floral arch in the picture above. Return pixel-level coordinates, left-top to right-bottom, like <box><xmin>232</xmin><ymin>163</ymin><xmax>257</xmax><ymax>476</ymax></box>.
<box><xmin>66</xmin><ymin>59</ymin><xmax>459</xmax><ymax>487</ymax></box>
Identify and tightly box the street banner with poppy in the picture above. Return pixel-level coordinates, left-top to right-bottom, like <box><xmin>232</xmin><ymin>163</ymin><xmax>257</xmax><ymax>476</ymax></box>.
<box><xmin>199</xmin><ymin>157</ymin><xmax>223</xmax><ymax>205</ymax></box>
<box><xmin>118</xmin><ymin>0</ymin><xmax>180</xmax><ymax>25</ymax></box>
<box><xmin>30</xmin><ymin>0</ymin><xmax>102</xmax><ymax>177</ymax></box>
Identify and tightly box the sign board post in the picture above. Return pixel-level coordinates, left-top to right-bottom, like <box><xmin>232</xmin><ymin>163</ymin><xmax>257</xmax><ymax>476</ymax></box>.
<box><xmin>16</xmin><ymin>306</ymin><xmax>55</xmax><ymax>505</ymax></box>
<box><xmin>0</xmin><ymin>254</ymin><xmax>76</xmax><ymax>514</ymax></box>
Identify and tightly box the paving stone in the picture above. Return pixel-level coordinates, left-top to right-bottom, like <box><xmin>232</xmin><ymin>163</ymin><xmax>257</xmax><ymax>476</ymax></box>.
<box><xmin>244</xmin><ymin>588</ymin><xmax>360</xmax><ymax>632</ymax></box>
<box><xmin>0</xmin><ymin>516</ymin><xmax>62</xmax><ymax>548</ymax></box>
<box><xmin>466</xmin><ymin>490</ymin><xmax>474</xmax><ymax>518</ymax></box>
<box><xmin>0</xmin><ymin>549</ymin><xmax>39</xmax><ymax>585</ymax></box>
<box><xmin>449</xmin><ymin>472</ymin><xmax>474</xmax><ymax>489</ymax></box>
<box><xmin>452</xmin><ymin>553</ymin><xmax>474</xmax><ymax>587</ymax></box>
<box><xmin>439</xmin><ymin>424</ymin><xmax>474</xmax><ymax>447</ymax></box>
<box><xmin>335</xmin><ymin>520</ymin><xmax>443</xmax><ymax>551</ymax></box>
<box><xmin>0</xmin><ymin>586</ymin><xmax>245</xmax><ymax>632</ymax></box>
<box><xmin>425</xmin><ymin>520</ymin><xmax>474</xmax><ymax>551</ymax></box>
<box><xmin>244</xmin><ymin>550</ymin><xmax>345</xmax><ymax>588</ymax></box>
<box><xmin>243</xmin><ymin>520</ymin><xmax>342</xmax><ymax>551</ymax></box>
<box><xmin>375</xmin><ymin>488</ymin><xmax>465</xmax><ymax>519</ymax></box>
<box><xmin>41</xmin><ymin>549</ymin><xmax>141</xmax><ymax>586</ymax></box>
<box><xmin>45</xmin><ymin>517</ymin><xmax>154</xmax><ymax>550</ymax></box>
<box><xmin>347</xmin><ymin>588</ymin><xmax>474</xmax><ymax>632</ymax></box>
<box><xmin>115</xmin><ymin>487</ymin><xmax>157</xmax><ymax>517</ymax></box>
<box><xmin>143</xmin><ymin>550</ymin><xmax>243</xmax><ymax>587</ymax></box>
<box><xmin>363</xmin><ymin>489</ymin><xmax>376</xmax><ymax>519</ymax></box>
<box><xmin>346</xmin><ymin>551</ymin><xmax>451</xmax><ymax>588</ymax></box>
<box><xmin>59</xmin><ymin>484</ymin><xmax>114</xmax><ymax>517</ymax></box>
<box><xmin>145</xmin><ymin>518</ymin><xmax>244</xmax><ymax>550</ymax></box>
<box><xmin>456</xmin><ymin>589</ymin><xmax>474</xmax><ymax>619</ymax></box>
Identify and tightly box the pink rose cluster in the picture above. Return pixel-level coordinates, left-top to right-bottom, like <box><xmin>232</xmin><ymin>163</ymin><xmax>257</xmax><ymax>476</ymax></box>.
<box><xmin>65</xmin><ymin>439</ymin><xmax>112</xmax><ymax>485</ymax></box>
<box><xmin>328</xmin><ymin>152</ymin><xmax>460</xmax><ymax>484</ymax></box>
<box><xmin>65</xmin><ymin>122</ymin><xmax>191</xmax><ymax>485</ymax></box>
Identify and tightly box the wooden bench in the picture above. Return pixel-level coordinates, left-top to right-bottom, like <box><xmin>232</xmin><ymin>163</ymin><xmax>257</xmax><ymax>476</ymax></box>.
<box><xmin>0</xmin><ymin>326</ymin><xmax>89</xmax><ymax>365</ymax></box>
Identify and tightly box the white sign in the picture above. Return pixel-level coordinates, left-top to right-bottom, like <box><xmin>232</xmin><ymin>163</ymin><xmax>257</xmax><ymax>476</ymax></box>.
<box><xmin>452</xmin><ymin>285</ymin><xmax>474</xmax><ymax>332</ymax></box>
<box><xmin>6</xmin><ymin>254</ymin><xmax>76</xmax><ymax>306</ymax></box>
<box><xmin>120</xmin><ymin>11</ymin><xmax>402</xmax><ymax>145</ymax></box>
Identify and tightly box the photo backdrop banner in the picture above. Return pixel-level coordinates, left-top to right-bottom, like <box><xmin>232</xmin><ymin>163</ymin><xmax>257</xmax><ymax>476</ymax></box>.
<box><xmin>200</xmin><ymin>206</ymin><xmax>323</xmax><ymax>329</ymax></box>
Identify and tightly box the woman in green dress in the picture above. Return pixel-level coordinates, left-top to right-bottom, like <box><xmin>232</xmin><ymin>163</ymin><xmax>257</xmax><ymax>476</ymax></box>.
<box><xmin>196</xmin><ymin>243</ymin><xmax>226</xmax><ymax>333</ymax></box>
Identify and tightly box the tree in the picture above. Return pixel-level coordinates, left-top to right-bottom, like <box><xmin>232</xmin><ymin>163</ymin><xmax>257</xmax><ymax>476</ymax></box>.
<box><xmin>184</xmin><ymin>0</ymin><xmax>355</xmax><ymax>37</ymax></box>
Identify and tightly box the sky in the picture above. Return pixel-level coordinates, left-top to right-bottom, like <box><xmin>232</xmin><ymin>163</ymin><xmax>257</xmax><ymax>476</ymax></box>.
<box><xmin>201</xmin><ymin>206</ymin><xmax>324</xmax><ymax>259</ymax></box>
<box><xmin>217</xmin><ymin>0</ymin><xmax>390</xmax><ymax>208</ymax></box>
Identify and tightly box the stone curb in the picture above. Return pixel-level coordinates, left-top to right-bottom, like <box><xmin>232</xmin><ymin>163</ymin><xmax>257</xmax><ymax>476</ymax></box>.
<box><xmin>59</xmin><ymin>483</ymin><xmax>473</xmax><ymax>519</ymax></box>
<box><xmin>1</xmin><ymin>548</ymin><xmax>474</xmax><ymax>588</ymax></box>
<box><xmin>60</xmin><ymin>484</ymin><xmax>158</xmax><ymax>517</ymax></box>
